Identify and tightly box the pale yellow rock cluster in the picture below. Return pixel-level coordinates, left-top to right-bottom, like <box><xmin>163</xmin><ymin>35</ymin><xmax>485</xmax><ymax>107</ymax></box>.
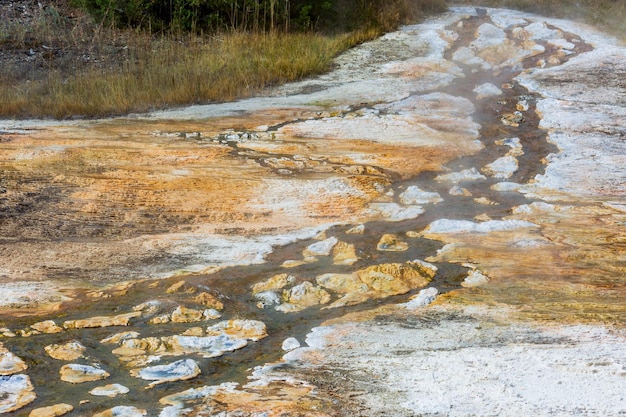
<box><xmin>254</xmin><ymin>258</ymin><xmax>437</xmax><ymax>311</ymax></box>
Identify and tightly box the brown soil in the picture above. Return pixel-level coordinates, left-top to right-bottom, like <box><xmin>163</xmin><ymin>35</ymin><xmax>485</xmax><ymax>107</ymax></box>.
<box><xmin>0</xmin><ymin>0</ymin><xmax>132</xmax><ymax>82</ymax></box>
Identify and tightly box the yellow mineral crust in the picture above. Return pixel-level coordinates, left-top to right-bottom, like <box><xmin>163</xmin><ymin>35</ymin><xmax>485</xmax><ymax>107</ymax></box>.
<box><xmin>424</xmin><ymin>204</ymin><xmax>626</xmax><ymax>323</ymax></box>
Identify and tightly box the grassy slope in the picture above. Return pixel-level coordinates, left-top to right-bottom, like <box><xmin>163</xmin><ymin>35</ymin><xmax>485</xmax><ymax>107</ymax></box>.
<box><xmin>0</xmin><ymin>0</ymin><xmax>623</xmax><ymax>119</ymax></box>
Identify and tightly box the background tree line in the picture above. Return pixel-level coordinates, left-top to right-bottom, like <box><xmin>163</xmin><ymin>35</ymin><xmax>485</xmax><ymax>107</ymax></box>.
<box><xmin>70</xmin><ymin>0</ymin><xmax>447</xmax><ymax>34</ymax></box>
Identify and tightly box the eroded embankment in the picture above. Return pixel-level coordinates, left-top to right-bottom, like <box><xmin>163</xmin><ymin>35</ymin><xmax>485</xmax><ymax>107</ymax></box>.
<box><xmin>1</xmin><ymin>6</ymin><xmax>626</xmax><ymax>417</ymax></box>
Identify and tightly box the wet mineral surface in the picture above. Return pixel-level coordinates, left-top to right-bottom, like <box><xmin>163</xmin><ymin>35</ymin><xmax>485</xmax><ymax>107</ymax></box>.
<box><xmin>1</xmin><ymin>6</ymin><xmax>626</xmax><ymax>416</ymax></box>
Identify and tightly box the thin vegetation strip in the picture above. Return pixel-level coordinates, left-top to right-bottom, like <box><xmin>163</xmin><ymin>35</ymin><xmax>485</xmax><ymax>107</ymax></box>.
<box><xmin>0</xmin><ymin>31</ymin><xmax>372</xmax><ymax>119</ymax></box>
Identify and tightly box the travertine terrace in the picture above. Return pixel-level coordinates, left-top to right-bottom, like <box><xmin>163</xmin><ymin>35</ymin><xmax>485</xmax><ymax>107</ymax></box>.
<box><xmin>1</xmin><ymin>7</ymin><xmax>625</xmax><ymax>416</ymax></box>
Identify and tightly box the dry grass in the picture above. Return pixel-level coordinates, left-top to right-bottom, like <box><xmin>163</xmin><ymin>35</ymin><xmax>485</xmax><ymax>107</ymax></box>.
<box><xmin>0</xmin><ymin>30</ymin><xmax>373</xmax><ymax>119</ymax></box>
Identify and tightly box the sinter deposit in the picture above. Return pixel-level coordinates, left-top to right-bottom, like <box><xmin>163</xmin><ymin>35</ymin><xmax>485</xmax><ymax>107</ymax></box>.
<box><xmin>1</xmin><ymin>6</ymin><xmax>625</xmax><ymax>416</ymax></box>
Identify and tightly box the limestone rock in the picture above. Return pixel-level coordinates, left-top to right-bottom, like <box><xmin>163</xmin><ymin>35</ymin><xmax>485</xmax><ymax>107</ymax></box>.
<box><xmin>100</xmin><ymin>331</ymin><xmax>141</xmax><ymax>345</ymax></box>
<box><xmin>332</xmin><ymin>241</ymin><xmax>359</xmax><ymax>265</ymax></box>
<box><xmin>462</xmin><ymin>270</ymin><xmax>490</xmax><ymax>287</ymax></box>
<box><xmin>251</xmin><ymin>273</ymin><xmax>295</xmax><ymax>294</ymax></box>
<box><xmin>166</xmin><ymin>280</ymin><xmax>194</xmax><ymax>294</ymax></box>
<box><xmin>399</xmin><ymin>185</ymin><xmax>443</xmax><ymax>205</ymax></box>
<box><xmin>89</xmin><ymin>383</ymin><xmax>130</xmax><ymax>397</ymax></box>
<box><xmin>254</xmin><ymin>290</ymin><xmax>281</xmax><ymax>309</ymax></box>
<box><xmin>449</xmin><ymin>186</ymin><xmax>472</xmax><ymax>196</ymax></box>
<box><xmin>30</xmin><ymin>320</ymin><xmax>64</xmax><ymax>334</ymax></box>
<box><xmin>346</xmin><ymin>224</ymin><xmax>365</xmax><ymax>234</ymax></box>
<box><xmin>0</xmin><ymin>344</ymin><xmax>27</xmax><ymax>375</ymax></box>
<box><xmin>473</xmin><ymin>83</ymin><xmax>502</xmax><ymax>99</ymax></box>
<box><xmin>474</xmin><ymin>197</ymin><xmax>499</xmax><ymax>205</ymax></box>
<box><xmin>303</xmin><ymin>237</ymin><xmax>338</xmax><ymax>257</ymax></box>
<box><xmin>205</xmin><ymin>320</ymin><xmax>268</xmax><ymax>341</ymax></box>
<box><xmin>0</xmin><ymin>374</ymin><xmax>36</xmax><ymax>413</ymax></box>
<box><xmin>170</xmin><ymin>306</ymin><xmax>206</xmax><ymax>323</ymax></box>
<box><xmin>276</xmin><ymin>282</ymin><xmax>331</xmax><ymax>313</ymax></box>
<box><xmin>28</xmin><ymin>403</ymin><xmax>73</xmax><ymax>417</ymax></box>
<box><xmin>132</xmin><ymin>300</ymin><xmax>167</xmax><ymax>317</ymax></box>
<box><xmin>368</xmin><ymin>203</ymin><xmax>425</xmax><ymax>221</ymax></box>
<box><xmin>131</xmin><ymin>358</ymin><xmax>201</xmax><ymax>388</ymax></box>
<box><xmin>501</xmin><ymin>111</ymin><xmax>524</xmax><ymax>127</ymax></box>
<box><xmin>92</xmin><ymin>406</ymin><xmax>147</xmax><ymax>417</ymax></box>
<box><xmin>423</xmin><ymin>219</ymin><xmax>537</xmax><ymax>235</ymax></box>
<box><xmin>59</xmin><ymin>364</ymin><xmax>110</xmax><ymax>383</ymax></box>
<box><xmin>63</xmin><ymin>312</ymin><xmax>141</xmax><ymax>329</ymax></box>
<box><xmin>377</xmin><ymin>234</ymin><xmax>409</xmax><ymax>251</ymax></box>
<box><xmin>167</xmin><ymin>335</ymin><xmax>248</xmax><ymax>359</ymax></box>
<box><xmin>481</xmin><ymin>155</ymin><xmax>519</xmax><ymax>179</ymax></box>
<box><xmin>404</xmin><ymin>287</ymin><xmax>439</xmax><ymax>309</ymax></box>
<box><xmin>193</xmin><ymin>292</ymin><xmax>224</xmax><ymax>310</ymax></box>
<box><xmin>435</xmin><ymin>168</ymin><xmax>486</xmax><ymax>183</ymax></box>
<box><xmin>316</xmin><ymin>273</ymin><xmax>369</xmax><ymax>294</ymax></box>
<box><xmin>357</xmin><ymin>262</ymin><xmax>432</xmax><ymax>295</ymax></box>
<box><xmin>44</xmin><ymin>341</ymin><xmax>86</xmax><ymax>361</ymax></box>
<box><xmin>282</xmin><ymin>337</ymin><xmax>301</xmax><ymax>352</ymax></box>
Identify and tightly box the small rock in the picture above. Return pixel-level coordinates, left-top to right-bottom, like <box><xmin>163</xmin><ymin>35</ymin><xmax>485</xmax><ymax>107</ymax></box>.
<box><xmin>170</xmin><ymin>306</ymin><xmax>205</xmax><ymax>323</ymax></box>
<box><xmin>206</xmin><ymin>320</ymin><xmax>268</xmax><ymax>341</ymax></box>
<box><xmin>203</xmin><ymin>309</ymin><xmax>222</xmax><ymax>320</ymax></box>
<box><xmin>255</xmin><ymin>291</ymin><xmax>281</xmax><ymax>309</ymax></box>
<box><xmin>59</xmin><ymin>364</ymin><xmax>110</xmax><ymax>383</ymax></box>
<box><xmin>29</xmin><ymin>403</ymin><xmax>73</xmax><ymax>417</ymax></box>
<box><xmin>0</xmin><ymin>344</ymin><xmax>27</xmax><ymax>375</ymax></box>
<box><xmin>346</xmin><ymin>224</ymin><xmax>365</xmax><ymax>234</ymax></box>
<box><xmin>193</xmin><ymin>292</ymin><xmax>224</xmax><ymax>310</ymax></box>
<box><xmin>481</xmin><ymin>155</ymin><xmax>519</xmax><ymax>179</ymax></box>
<box><xmin>474</xmin><ymin>213</ymin><xmax>492</xmax><ymax>222</ymax></box>
<box><xmin>30</xmin><ymin>320</ymin><xmax>63</xmax><ymax>334</ymax></box>
<box><xmin>131</xmin><ymin>358</ymin><xmax>201</xmax><ymax>389</ymax></box>
<box><xmin>168</xmin><ymin>334</ymin><xmax>248</xmax><ymax>358</ymax></box>
<box><xmin>474</xmin><ymin>197</ymin><xmax>500</xmax><ymax>205</ymax></box>
<box><xmin>252</xmin><ymin>274</ymin><xmax>295</xmax><ymax>294</ymax></box>
<box><xmin>404</xmin><ymin>287</ymin><xmax>439</xmax><ymax>309</ymax></box>
<box><xmin>357</xmin><ymin>263</ymin><xmax>431</xmax><ymax>295</ymax></box>
<box><xmin>45</xmin><ymin>341</ymin><xmax>86</xmax><ymax>361</ymax></box>
<box><xmin>282</xmin><ymin>337</ymin><xmax>301</xmax><ymax>352</ymax></box>
<box><xmin>435</xmin><ymin>168</ymin><xmax>486</xmax><ymax>183</ymax></box>
<box><xmin>63</xmin><ymin>312</ymin><xmax>141</xmax><ymax>329</ymax></box>
<box><xmin>100</xmin><ymin>331</ymin><xmax>141</xmax><ymax>345</ymax></box>
<box><xmin>281</xmin><ymin>259</ymin><xmax>308</xmax><ymax>268</ymax></box>
<box><xmin>303</xmin><ymin>237</ymin><xmax>338</xmax><ymax>257</ymax></box>
<box><xmin>316</xmin><ymin>273</ymin><xmax>368</xmax><ymax>294</ymax></box>
<box><xmin>181</xmin><ymin>327</ymin><xmax>204</xmax><ymax>336</ymax></box>
<box><xmin>332</xmin><ymin>241</ymin><xmax>359</xmax><ymax>265</ymax></box>
<box><xmin>89</xmin><ymin>383</ymin><xmax>130</xmax><ymax>397</ymax></box>
<box><xmin>462</xmin><ymin>270</ymin><xmax>490</xmax><ymax>287</ymax></box>
<box><xmin>166</xmin><ymin>280</ymin><xmax>190</xmax><ymax>294</ymax></box>
<box><xmin>92</xmin><ymin>406</ymin><xmax>147</xmax><ymax>417</ymax></box>
<box><xmin>501</xmin><ymin>111</ymin><xmax>524</xmax><ymax>127</ymax></box>
<box><xmin>0</xmin><ymin>374</ymin><xmax>36</xmax><ymax>413</ymax></box>
<box><xmin>368</xmin><ymin>203</ymin><xmax>425</xmax><ymax>221</ymax></box>
<box><xmin>449</xmin><ymin>186</ymin><xmax>472</xmax><ymax>196</ymax></box>
<box><xmin>473</xmin><ymin>83</ymin><xmax>503</xmax><ymax>99</ymax></box>
<box><xmin>277</xmin><ymin>282</ymin><xmax>331</xmax><ymax>312</ymax></box>
<box><xmin>399</xmin><ymin>186</ymin><xmax>443</xmax><ymax>205</ymax></box>
<box><xmin>377</xmin><ymin>234</ymin><xmax>409</xmax><ymax>251</ymax></box>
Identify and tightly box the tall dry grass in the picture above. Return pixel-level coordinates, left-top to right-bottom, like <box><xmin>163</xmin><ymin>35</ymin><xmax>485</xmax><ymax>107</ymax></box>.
<box><xmin>0</xmin><ymin>31</ymin><xmax>368</xmax><ymax>119</ymax></box>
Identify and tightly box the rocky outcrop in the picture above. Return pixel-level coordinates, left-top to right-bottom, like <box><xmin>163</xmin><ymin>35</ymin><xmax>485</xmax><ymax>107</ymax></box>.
<box><xmin>59</xmin><ymin>364</ymin><xmax>110</xmax><ymax>383</ymax></box>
